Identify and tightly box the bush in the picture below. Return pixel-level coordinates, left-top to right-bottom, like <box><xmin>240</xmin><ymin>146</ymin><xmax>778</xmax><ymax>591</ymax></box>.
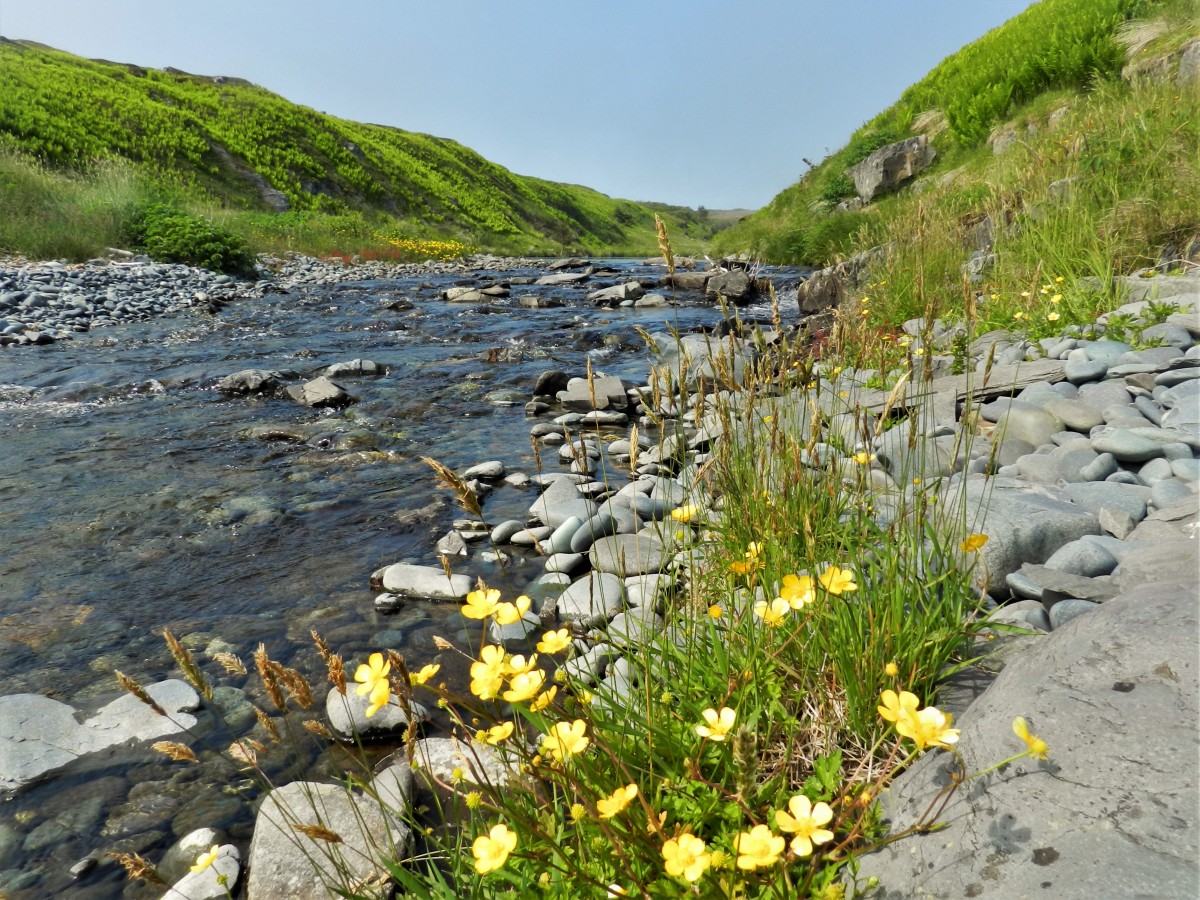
<box><xmin>125</xmin><ymin>203</ymin><xmax>257</xmax><ymax>275</ymax></box>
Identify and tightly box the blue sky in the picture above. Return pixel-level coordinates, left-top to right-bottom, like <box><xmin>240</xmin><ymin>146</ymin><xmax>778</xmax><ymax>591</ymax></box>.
<box><xmin>0</xmin><ymin>1</ymin><xmax>1032</xmax><ymax>209</ymax></box>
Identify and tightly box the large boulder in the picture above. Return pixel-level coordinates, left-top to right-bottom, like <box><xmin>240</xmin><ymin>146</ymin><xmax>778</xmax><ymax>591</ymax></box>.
<box><xmin>284</xmin><ymin>376</ymin><xmax>356</xmax><ymax>408</ymax></box>
<box><xmin>373</xmin><ymin>563</ymin><xmax>471</xmax><ymax>602</ymax></box>
<box><xmin>848</xmin><ymin>135</ymin><xmax>936</xmax><ymax>201</ymax></box>
<box><xmin>648</xmin><ymin>331</ymin><xmax>757</xmax><ymax>389</ymax></box>
<box><xmin>704</xmin><ymin>270</ymin><xmax>756</xmax><ymax>305</ymax></box>
<box><xmin>853</xmin><ymin>578</ymin><xmax>1200</xmax><ymax>898</ymax></box>
<box><xmin>795</xmin><ymin>245</ymin><xmax>888</xmax><ymax>312</ymax></box>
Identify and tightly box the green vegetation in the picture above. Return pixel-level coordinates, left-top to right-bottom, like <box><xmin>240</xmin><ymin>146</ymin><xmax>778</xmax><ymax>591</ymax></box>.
<box><xmin>0</xmin><ymin>38</ymin><xmax>726</xmax><ymax>262</ymax></box>
<box><xmin>713</xmin><ymin>0</ymin><xmax>1192</xmax><ymax>266</ymax></box>
<box><xmin>123</xmin><ymin>202</ymin><xmax>256</xmax><ymax>274</ymax></box>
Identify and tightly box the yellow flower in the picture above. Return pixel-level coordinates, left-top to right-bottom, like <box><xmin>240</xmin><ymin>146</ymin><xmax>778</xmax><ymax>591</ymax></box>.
<box><xmin>462</xmin><ymin>588</ymin><xmax>502</xmax><ymax>620</ymax></box>
<box><xmin>1013</xmin><ymin>311</ymin><xmax>1026</xmax><ymax>320</ymax></box>
<box><xmin>775</xmin><ymin>795</ymin><xmax>834</xmax><ymax>857</ymax></box>
<box><xmin>851</xmin><ymin>451</ymin><xmax>872</xmax><ymax>465</ymax></box>
<box><xmin>662</xmin><ymin>833</ymin><xmax>711</xmax><ymax>882</ymax></box>
<box><xmin>472</xmin><ymin>823</ymin><xmax>517</xmax><ymax>874</ymax></box>
<box><xmin>541</xmin><ymin>719</ymin><xmax>589</xmax><ymax>762</ymax></box>
<box><xmin>476</xmin><ymin>721</ymin><xmax>514</xmax><ymax>745</ymax></box>
<box><xmin>671</xmin><ymin>503</ymin><xmax>700</xmax><ymax>523</ymax></box>
<box><xmin>410</xmin><ymin>663</ymin><xmax>440</xmax><ymax>686</ymax></box>
<box><xmin>884</xmin><ymin>661</ymin><xmax>899</xmax><ymax>678</ymax></box>
<box><xmin>818</xmin><ymin>566</ymin><xmax>857</xmax><ymax>595</ymax></box>
<box><xmin>763</xmin><ymin>414</ymin><xmax>775</xmax><ymax>423</ymax></box>
<box><xmin>729</xmin><ymin>541</ymin><xmax>764</xmax><ymax>576</ymax></box>
<box><xmin>878</xmin><ymin>689</ymin><xmax>920</xmax><ymax>724</ymax></box>
<box><xmin>752</xmin><ymin>597</ymin><xmax>791</xmax><ymax>626</ymax></box>
<box><xmin>734</xmin><ymin>824</ymin><xmax>785</xmax><ymax>870</ymax></box>
<box><xmin>596</xmin><ymin>784</ymin><xmax>638</xmax><ymax>819</ymax></box>
<box><xmin>960</xmin><ymin>533</ymin><xmax>989</xmax><ymax>553</ymax></box>
<box><xmin>190</xmin><ymin>845</ymin><xmax>219</xmax><ymax>873</ymax></box>
<box><xmin>1020</xmin><ymin>291</ymin><xmax>1032</xmax><ymax>298</ymax></box>
<box><xmin>913</xmin><ymin>348</ymin><xmax>925</xmax><ymax>357</ymax></box>
<box><xmin>707</xmin><ymin>604</ymin><xmax>723</xmax><ymax>619</ymax></box>
<box><xmin>354</xmin><ymin>652</ymin><xmax>392</xmax><ymax>718</ymax></box>
<box><xmin>1013</xmin><ymin>716</ymin><xmax>1050</xmax><ymax>760</ymax></box>
<box><xmin>779</xmin><ymin>574</ymin><xmax>815</xmax><ymax>610</ymax></box>
<box><xmin>493</xmin><ymin>595</ymin><xmax>532</xmax><ymax>625</ymax></box>
<box><xmin>504</xmin><ymin>670</ymin><xmax>547</xmax><ymax>703</ymax></box>
<box><xmin>896</xmin><ymin>705</ymin><xmax>960</xmax><ymax>751</ymax></box>
<box><xmin>1054</xmin><ymin>275</ymin><xmax>1065</xmax><ymax>283</ymax></box>
<box><xmin>1050</xmin><ymin>293</ymin><xmax>1062</xmax><ymax>303</ymax></box>
<box><xmin>695</xmin><ymin>706</ymin><xmax>737</xmax><ymax>741</ymax></box>
<box><xmin>536</xmin><ymin>628</ymin><xmax>572</xmax><ymax>655</ymax></box>
<box><xmin>503</xmin><ymin>653</ymin><xmax>538</xmax><ymax>676</ymax></box>
<box><xmin>469</xmin><ymin>645</ymin><xmax>507</xmax><ymax>700</ymax></box>
<box><xmin>1047</xmin><ymin>311</ymin><xmax>1061</xmax><ymax>322</ymax></box>
<box><xmin>529</xmin><ymin>686</ymin><xmax>557</xmax><ymax>712</ymax></box>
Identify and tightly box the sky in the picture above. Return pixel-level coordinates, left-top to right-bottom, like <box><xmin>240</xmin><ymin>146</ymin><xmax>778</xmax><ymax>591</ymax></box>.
<box><xmin>0</xmin><ymin>0</ymin><xmax>1033</xmax><ymax>210</ymax></box>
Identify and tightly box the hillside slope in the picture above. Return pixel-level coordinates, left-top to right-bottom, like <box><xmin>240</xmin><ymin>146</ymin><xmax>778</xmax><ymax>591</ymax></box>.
<box><xmin>0</xmin><ymin>38</ymin><xmax>718</xmax><ymax>256</ymax></box>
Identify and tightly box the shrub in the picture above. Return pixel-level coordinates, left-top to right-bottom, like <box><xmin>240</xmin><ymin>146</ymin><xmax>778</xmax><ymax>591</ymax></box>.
<box><xmin>125</xmin><ymin>203</ymin><xmax>257</xmax><ymax>275</ymax></box>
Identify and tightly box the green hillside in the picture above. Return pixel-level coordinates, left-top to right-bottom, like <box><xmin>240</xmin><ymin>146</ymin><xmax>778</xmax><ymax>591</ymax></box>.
<box><xmin>0</xmin><ymin>38</ymin><xmax>720</xmax><ymax>259</ymax></box>
<box><xmin>713</xmin><ymin>0</ymin><xmax>1197</xmax><ymax>266</ymax></box>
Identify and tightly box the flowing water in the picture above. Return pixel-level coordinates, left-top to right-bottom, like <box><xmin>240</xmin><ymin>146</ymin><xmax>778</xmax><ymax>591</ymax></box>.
<box><xmin>0</xmin><ymin>259</ymin><xmax>805</xmax><ymax>897</ymax></box>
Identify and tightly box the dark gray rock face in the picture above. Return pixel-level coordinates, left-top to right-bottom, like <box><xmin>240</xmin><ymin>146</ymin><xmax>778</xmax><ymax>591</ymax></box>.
<box><xmin>285</xmin><ymin>376</ymin><xmax>356</xmax><ymax>408</ymax></box>
<box><xmin>853</xmin><ymin>579</ymin><xmax>1200</xmax><ymax>899</ymax></box>
<box><xmin>216</xmin><ymin>369</ymin><xmax>286</xmax><ymax>396</ymax></box>
<box><xmin>848</xmin><ymin>135</ymin><xmax>935</xmax><ymax>201</ymax></box>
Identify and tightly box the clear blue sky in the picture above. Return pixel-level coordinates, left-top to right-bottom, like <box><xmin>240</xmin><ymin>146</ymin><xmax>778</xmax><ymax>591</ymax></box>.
<box><xmin>0</xmin><ymin>0</ymin><xmax>1032</xmax><ymax>210</ymax></box>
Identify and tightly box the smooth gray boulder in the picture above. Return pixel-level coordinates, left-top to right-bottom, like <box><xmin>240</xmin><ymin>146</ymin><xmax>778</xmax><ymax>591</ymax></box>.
<box><xmin>704</xmin><ymin>270</ymin><xmax>755</xmax><ymax>304</ymax></box>
<box><xmin>530</xmin><ymin>477</ymin><xmax>598</xmax><ymax>529</ymax></box>
<box><xmin>324</xmin><ymin>686</ymin><xmax>427</xmax><ymax>742</ymax></box>
<box><xmin>246</xmin><ymin>781</ymin><xmax>406</xmax><ymax>900</ymax></box>
<box><xmin>0</xmin><ymin>680</ymin><xmax>200</xmax><ymax>791</ymax></box>
<box><xmin>162</xmin><ymin>844</ymin><xmax>240</xmax><ymax>900</ymax></box>
<box><xmin>285</xmin><ymin>376</ymin><xmax>356</xmax><ymax>408</ymax></box>
<box><xmin>558</xmin><ymin>572</ymin><xmax>626</xmax><ymax>624</ymax></box>
<box><xmin>376</xmin><ymin>563</ymin><xmax>470</xmax><ymax>602</ymax></box>
<box><xmin>589</xmin><ymin>534</ymin><xmax>667</xmax><ymax>577</ymax></box>
<box><xmin>853</xmin><ymin>580</ymin><xmax>1200</xmax><ymax>899</ymax></box>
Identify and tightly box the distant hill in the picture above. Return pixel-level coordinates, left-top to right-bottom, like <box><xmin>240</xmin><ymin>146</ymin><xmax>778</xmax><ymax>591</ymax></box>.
<box><xmin>0</xmin><ymin>38</ymin><xmax>725</xmax><ymax>255</ymax></box>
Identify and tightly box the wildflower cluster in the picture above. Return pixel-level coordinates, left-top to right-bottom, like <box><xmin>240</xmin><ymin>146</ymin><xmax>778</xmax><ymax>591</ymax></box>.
<box><xmin>378</xmin><ymin>234</ymin><xmax>473</xmax><ymax>261</ymax></box>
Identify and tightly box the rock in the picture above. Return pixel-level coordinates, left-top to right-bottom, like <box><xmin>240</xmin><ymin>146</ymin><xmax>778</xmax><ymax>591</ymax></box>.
<box><xmin>411</xmin><ymin>736</ymin><xmax>511</xmax><ymax>788</ymax></box>
<box><xmin>557</xmin><ymin>374</ymin><xmax>628</xmax><ymax>412</ymax></box>
<box><xmin>376</xmin><ymin>563</ymin><xmax>471</xmax><ymax>602</ymax></box>
<box><xmin>285</xmin><ymin>376</ymin><xmax>356</xmax><ymax>408</ymax></box>
<box><xmin>530</xmin><ymin>477</ymin><xmax>598</xmax><ymax>529</ymax></box>
<box><xmin>589</xmin><ymin>534</ymin><xmax>667</xmax><ymax>577</ymax></box>
<box><xmin>1042</xmin><ymin>536</ymin><xmax>1118</xmax><ymax>577</ymax></box>
<box><xmin>1060</xmin><ymin>481</ymin><xmax>1150</xmax><ymax>521</ymax></box>
<box><xmin>462</xmin><ymin>460</ymin><xmax>505</xmax><ymax>481</ymax></box>
<box><xmin>558</xmin><ymin>572</ymin><xmax>626</xmax><ymax>624</ymax></box>
<box><xmin>162</xmin><ymin>844</ymin><xmax>240</xmax><ymax>900</ymax></box>
<box><xmin>441</xmin><ymin>286</ymin><xmax>487</xmax><ymax>303</ymax></box>
<box><xmin>323</xmin><ymin>359</ymin><xmax>380</xmax><ymax>378</ymax></box>
<box><xmin>635</xmin><ymin>293</ymin><xmax>670</xmax><ymax>307</ymax></box>
<box><xmin>1017</xmin><ymin>564</ymin><xmax>1120</xmax><ymax>604</ymax></box>
<box><xmin>848</xmin><ymin>135</ymin><xmax>935</xmax><ymax>201</ymax></box>
<box><xmin>510</xmin><ymin>525</ymin><xmax>553</xmax><ymax>546</ymax></box>
<box><xmin>1046</xmin><ymin>596</ymin><xmax>1100</xmax><ymax>628</ymax></box>
<box><xmin>490</xmin><ymin>519</ymin><xmax>527</xmax><ymax>544</ymax></box>
<box><xmin>649</xmin><ymin>331</ymin><xmax>755</xmax><ymax>388</ymax></box>
<box><xmin>606</xmin><ymin>607</ymin><xmax>664</xmax><ymax>647</ymax></box>
<box><xmin>853</xmin><ymin>580</ymin><xmax>1200</xmax><ymax>899</ymax></box>
<box><xmin>993</xmin><ymin>407</ymin><xmax>1064</xmax><ymax>448</ymax></box>
<box><xmin>325</xmin><ymin>686</ymin><xmax>427</xmax><ymax>741</ymax></box>
<box><xmin>488</xmin><ymin>610</ymin><xmax>542</xmax><ymax>645</ymax></box>
<box><xmin>545</xmin><ymin>552</ymin><xmax>586</xmax><ymax>575</ymax></box>
<box><xmin>246</xmin><ymin>781</ymin><xmax>404</xmax><ymax>899</ymax></box>
<box><xmin>535</xmin><ymin>272</ymin><xmax>589</xmax><ymax>286</ymax></box>
<box><xmin>215</xmin><ymin>369</ymin><xmax>285</xmax><ymax>396</ymax></box>
<box><xmin>436</xmin><ymin>530</ymin><xmax>468</xmax><ymax>557</ymax></box>
<box><xmin>704</xmin><ymin>270</ymin><xmax>755</xmax><ymax>305</ymax></box>
<box><xmin>0</xmin><ymin>680</ymin><xmax>200</xmax><ymax>791</ymax></box>
<box><xmin>587</xmin><ymin>282</ymin><xmax>645</xmax><ymax>305</ymax></box>
<box><xmin>1090</xmin><ymin>427</ymin><xmax>1169</xmax><ymax>463</ymax></box>
<box><xmin>1041</xmin><ymin>398</ymin><xmax>1104</xmax><ymax>433</ymax></box>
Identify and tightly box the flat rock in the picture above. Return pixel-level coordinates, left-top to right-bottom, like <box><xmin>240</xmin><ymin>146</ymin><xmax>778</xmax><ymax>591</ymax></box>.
<box><xmin>325</xmin><ymin>686</ymin><xmax>427</xmax><ymax>741</ymax></box>
<box><xmin>285</xmin><ymin>376</ymin><xmax>356</xmax><ymax>408</ymax></box>
<box><xmin>589</xmin><ymin>534</ymin><xmax>667</xmax><ymax>576</ymax></box>
<box><xmin>377</xmin><ymin>563</ymin><xmax>471</xmax><ymax>602</ymax></box>
<box><xmin>853</xmin><ymin>579</ymin><xmax>1200</xmax><ymax>899</ymax></box>
<box><xmin>162</xmin><ymin>844</ymin><xmax>240</xmax><ymax>900</ymax></box>
<box><xmin>558</xmin><ymin>572</ymin><xmax>626</xmax><ymax>624</ymax></box>
<box><xmin>1017</xmin><ymin>564</ymin><xmax>1120</xmax><ymax>604</ymax></box>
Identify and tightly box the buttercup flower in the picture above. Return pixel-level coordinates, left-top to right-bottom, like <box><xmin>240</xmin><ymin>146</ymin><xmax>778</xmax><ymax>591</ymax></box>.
<box><xmin>541</xmin><ymin>719</ymin><xmax>589</xmax><ymax>762</ymax></box>
<box><xmin>410</xmin><ymin>663</ymin><xmax>440</xmax><ymax>686</ymax></box>
<box><xmin>734</xmin><ymin>824</ymin><xmax>785</xmax><ymax>870</ymax></box>
<box><xmin>780</xmin><ymin>574</ymin><xmax>815</xmax><ymax>610</ymax></box>
<box><xmin>671</xmin><ymin>503</ymin><xmax>700</xmax><ymax>523</ymax></box>
<box><xmin>536</xmin><ymin>628</ymin><xmax>572</xmax><ymax>655</ymax></box>
<box><xmin>1013</xmin><ymin>716</ymin><xmax>1050</xmax><ymax>760</ymax></box>
<box><xmin>753</xmin><ymin>597</ymin><xmax>790</xmax><ymax>626</ymax></box>
<box><xmin>503</xmin><ymin>654</ymin><xmax>538</xmax><ymax>676</ymax></box>
<box><xmin>884</xmin><ymin>661</ymin><xmax>899</xmax><ymax>678</ymax></box>
<box><xmin>851</xmin><ymin>451</ymin><xmax>872</xmax><ymax>465</ymax></box>
<box><xmin>878</xmin><ymin>689</ymin><xmax>920</xmax><ymax>724</ymax></box>
<box><xmin>469</xmin><ymin>645</ymin><xmax>507</xmax><ymax>700</ymax></box>
<box><xmin>493</xmin><ymin>595</ymin><xmax>531</xmax><ymax>626</ymax></box>
<box><xmin>354</xmin><ymin>652</ymin><xmax>391</xmax><ymax>718</ymax></box>
<box><xmin>1050</xmin><ymin>293</ymin><xmax>1063</xmax><ymax>303</ymax></box>
<box><xmin>695</xmin><ymin>706</ymin><xmax>737</xmax><ymax>741</ymax></box>
<box><xmin>529</xmin><ymin>686</ymin><xmax>557</xmax><ymax>712</ymax></box>
<box><xmin>462</xmin><ymin>588</ymin><xmax>502</xmax><ymax>620</ymax></box>
<box><xmin>503</xmin><ymin>669</ymin><xmax>547</xmax><ymax>703</ymax></box>
<box><xmin>191</xmin><ymin>845</ymin><xmax>219</xmax><ymax>873</ymax></box>
<box><xmin>596</xmin><ymin>784</ymin><xmax>639</xmax><ymax>819</ymax></box>
<box><xmin>708</xmin><ymin>604</ymin><xmax>723</xmax><ymax>619</ymax></box>
<box><xmin>662</xmin><ymin>833</ymin><xmax>711</xmax><ymax>882</ymax></box>
<box><xmin>476</xmin><ymin>721</ymin><xmax>514</xmax><ymax>745</ymax></box>
<box><xmin>472</xmin><ymin>823</ymin><xmax>517</xmax><ymax>874</ymax></box>
<box><xmin>818</xmin><ymin>565</ymin><xmax>857</xmax><ymax>595</ymax></box>
<box><xmin>1047</xmin><ymin>311</ymin><xmax>1061</xmax><ymax>322</ymax></box>
<box><xmin>960</xmin><ymin>533</ymin><xmax>989</xmax><ymax>553</ymax></box>
<box><xmin>775</xmin><ymin>794</ymin><xmax>834</xmax><ymax>857</ymax></box>
<box><xmin>729</xmin><ymin>542</ymin><xmax>764</xmax><ymax>576</ymax></box>
<box><xmin>896</xmin><ymin>705</ymin><xmax>960</xmax><ymax>751</ymax></box>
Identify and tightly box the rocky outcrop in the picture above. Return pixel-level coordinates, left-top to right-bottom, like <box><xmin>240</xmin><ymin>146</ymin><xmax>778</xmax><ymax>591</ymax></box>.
<box><xmin>795</xmin><ymin>245</ymin><xmax>889</xmax><ymax>312</ymax></box>
<box><xmin>848</xmin><ymin>135</ymin><xmax>935</xmax><ymax>201</ymax></box>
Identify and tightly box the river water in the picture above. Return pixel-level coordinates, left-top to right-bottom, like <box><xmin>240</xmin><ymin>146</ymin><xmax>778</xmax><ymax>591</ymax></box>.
<box><xmin>0</xmin><ymin>258</ymin><xmax>804</xmax><ymax>897</ymax></box>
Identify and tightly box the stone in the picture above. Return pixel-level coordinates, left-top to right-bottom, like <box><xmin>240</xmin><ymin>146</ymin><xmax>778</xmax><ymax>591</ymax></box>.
<box><xmin>587</xmin><ymin>281</ymin><xmax>645</xmax><ymax>305</ymax></box>
<box><xmin>557</xmin><ymin>374</ymin><xmax>628</xmax><ymax>412</ymax></box>
<box><xmin>545</xmin><ymin>552</ymin><xmax>586</xmax><ymax>575</ymax></box>
<box><xmin>704</xmin><ymin>270</ymin><xmax>755</xmax><ymax>305</ymax></box>
<box><xmin>376</xmin><ymin>563</ymin><xmax>471</xmax><ymax>602</ymax></box>
<box><xmin>1041</xmin><ymin>397</ymin><xmax>1104</xmax><ymax>433</ymax></box>
<box><xmin>490</xmin><ymin>519</ymin><xmax>527</xmax><ymax>544</ymax></box>
<box><xmin>530</xmin><ymin>477</ymin><xmax>598</xmax><ymax>529</ymax></box>
<box><xmin>323</xmin><ymin>358</ymin><xmax>380</xmax><ymax>378</ymax></box>
<box><xmin>436</xmin><ymin>530</ymin><xmax>468</xmax><ymax>557</ymax></box>
<box><xmin>325</xmin><ymin>686</ymin><xmax>427</xmax><ymax>741</ymax></box>
<box><xmin>246</xmin><ymin>781</ymin><xmax>405</xmax><ymax>899</ymax></box>
<box><xmin>1047</xmin><ymin>596</ymin><xmax>1100</xmax><ymax>628</ymax></box>
<box><xmin>462</xmin><ymin>460</ymin><xmax>505</xmax><ymax>481</ymax></box>
<box><xmin>1060</xmin><ymin>481</ymin><xmax>1150</xmax><ymax>521</ymax></box>
<box><xmin>1150</xmin><ymin>477</ymin><xmax>1195</xmax><ymax>509</ymax></box>
<box><xmin>848</xmin><ymin>135</ymin><xmax>935</xmax><ymax>200</ymax></box>
<box><xmin>0</xmin><ymin>680</ymin><xmax>200</xmax><ymax>791</ymax></box>
<box><xmin>215</xmin><ymin>368</ymin><xmax>287</xmax><ymax>396</ymax></box>
<box><xmin>1017</xmin><ymin>564</ymin><xmax>1120</xmax><ymax>604</ymax></box>
<box><xmin>853</xmin><ymin>580</ymin><xmax>1200</xmax><ymax>899</ymax></box>
<box><xmin>558</xmin><ymin>572</ymin><xmax>626</xmax><ymax>624</ymax></box>
<box><xmin>993</xmin><ymin>407</ymin><xmax>1064</xmax><ymax>448</ymax></box>
<box><xmin>162</xmin><ymin>844</ymin><xmax>240</xmax><ymax>900</ymax></box>
<box><xmin>606</xmin><ymin>607</ymin><xmax>664</xmax><ymax>647</ymax></box>
<box><xmin>589</xmin><ymin>534</ymin><xmax>667</xmax><ymax>577</ymax></box>
<box><xmin>488</xmin><ymin>610</ymin><xmax>542</xmax><ymax>645</ymax></box>
<box><xmin>285</xmin><ymin>376</ymin><xmax>356</xmax><ymax>408</ymax></box>
<box><xmin>411</xmin><ymin>736</ymin><xmax>511</xmax><ymax>788</ymax></box>
<box><xmin>1063</xmin><ymin>359</ymin><xmax>1108</xmax><ymax>384</ymax></box>
<box><xmin>569</xmin><ymin>514</ymin><xmax>621</xmax><ymax>554</ymax></box>
<box><xmin>1090</xmin><ymin>427</ymin><xmax>1169</xmax><ymax>462</ymax></box>
<box><xmin>1042</xmin><ymin>537</ymin><xmax>1119</xmax><ymax>577</ymax></box>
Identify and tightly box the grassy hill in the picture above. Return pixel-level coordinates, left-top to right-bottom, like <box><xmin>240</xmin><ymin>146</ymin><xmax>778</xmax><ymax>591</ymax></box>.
<box><xmin>0</xmin><ymin>38</ymin><xmax>725</xmax><ymax>261</ymax></box>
